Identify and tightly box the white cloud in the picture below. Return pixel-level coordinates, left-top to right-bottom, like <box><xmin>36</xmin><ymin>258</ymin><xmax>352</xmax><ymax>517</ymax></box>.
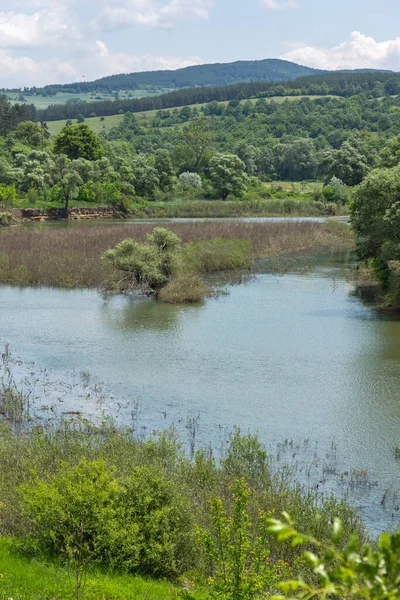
<box><xmin>282</xmin><ymin>31</ymin><xmax>400</xmax><ymax>70</ymax></box>
<box><xmin>261</xmin><ymin>0</ymin><xmax>297</xmax><ymax>9</ymax></box>
<box><xmin>94</xmin><ymin>0</ymin><xmax>214</xmax><ymax>31</ymax></box>
<box><xmin>0</xmin><ymin>0</ymin><xmax>209</xmax><ymax>87</ymax></box>
<box><xmin>0</xmin><ymin>42</ymin><xmax>202</xmax><ymax>87</ymax></box>
<box><xmin>0</xmin><ymin>9</ymin><xmax>78</xmax><ymax>48</ymax></box>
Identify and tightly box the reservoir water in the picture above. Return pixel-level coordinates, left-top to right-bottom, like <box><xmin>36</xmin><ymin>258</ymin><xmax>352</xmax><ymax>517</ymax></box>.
<box><xmin>1</xmin><ymin>251</ymin><xmax>400</xmax><ymax>534</ymax></box>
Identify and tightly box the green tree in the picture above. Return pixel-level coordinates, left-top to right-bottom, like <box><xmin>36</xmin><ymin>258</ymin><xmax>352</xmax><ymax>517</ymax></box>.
<box><xmin>54</xmin><ymin>124</ymin><xmax>105</xmax><ymax>161</ymax></box>
<box><xmin>381</xmin><ymin>135</ymin><xmax>400</xmax><ymax>168</ymax></box>
<box><xmin>351</xmin><ymin>166</ymin><xmax>400</xmax><ymax>261</ymax></box>
<box><xmin>13</xmin><ymin>121</ymin><xmax>47</xmax><ymax>149</ymax></box>
<box><xmin>182</xmin><ymin>117</ymin><xmax>214</xmax><ymax>172</ymax></box>
<box><xmin>208</xmin><ymin>153</ymin><xmax>249</xmax><ymax>199</ymax></box>
<box><xmin>154</xmin><ymin>148</ymin><xmax>175</xmax><ymax>193</ymax></box>
<box><xmin>322</xmin><ymin>141</ymin><xmax>369</xmax><ymax>186</ymax></box>
<box><xmin>132</xmin><ymin>154</ymin><xmax>159</xmax><ymax>199</ymax></box>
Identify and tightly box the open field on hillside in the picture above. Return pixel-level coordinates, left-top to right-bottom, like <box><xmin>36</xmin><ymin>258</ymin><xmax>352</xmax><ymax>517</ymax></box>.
<box><xmin>6</xmin><ymin>88</ymin><xmax>172</xmax><ymax>110</ymax></box>
<box><xmin>46</xmin><ymin>95</ymin><xmax>337</xmax><ymax>135</ymax></box>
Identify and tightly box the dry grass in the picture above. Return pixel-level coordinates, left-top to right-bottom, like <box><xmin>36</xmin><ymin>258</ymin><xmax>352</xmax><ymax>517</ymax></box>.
<box><xmin>0</xmin><ymin>221</ymin><xmax>352</xmax><ymax>288</ymax></box>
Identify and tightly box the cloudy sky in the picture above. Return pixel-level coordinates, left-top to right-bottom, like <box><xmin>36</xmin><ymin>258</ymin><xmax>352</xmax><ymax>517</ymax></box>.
<box><xmin>1</xmin><ymin>0</ymin><xmax>400</xmax><ymax>88</ymax></box>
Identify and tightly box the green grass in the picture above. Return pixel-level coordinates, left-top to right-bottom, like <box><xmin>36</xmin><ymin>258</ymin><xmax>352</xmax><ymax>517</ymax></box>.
<box><xmin>46</xmin><ymin>114</ymin><xmax>125</xmax><ymax>136</ymax></box>
<box><xmin>0</xmin><ymin>538</ymin><xmax>198</xmax><ymax>600</ymax></box>
<box><xmin>45</xmin><ymin>95</ymin><xmax>338</xmax><ymax>136</ymax></box>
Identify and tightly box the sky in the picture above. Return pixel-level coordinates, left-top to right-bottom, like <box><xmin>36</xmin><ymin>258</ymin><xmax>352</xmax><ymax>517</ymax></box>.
<box><xmin>1</xmin><ymin>0</ymin><xmax>400</xmax><ymax>88</ymax></box>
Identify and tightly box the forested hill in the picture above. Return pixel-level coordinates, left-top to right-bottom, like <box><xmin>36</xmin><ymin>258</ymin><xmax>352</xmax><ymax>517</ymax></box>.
<box><xmin>37</xmin><ymin>70</ymin><xmax>400</xmax><ymax>122</ymax></box>
<box><xmin>16</xmin><ymin>59</ymin><xmax>321</xmax><ymax>96</ymax></box>
<box><xmin>81</xmin><ymin>59</ymin><xmax>320</xmax><ymax>91</ymax></box>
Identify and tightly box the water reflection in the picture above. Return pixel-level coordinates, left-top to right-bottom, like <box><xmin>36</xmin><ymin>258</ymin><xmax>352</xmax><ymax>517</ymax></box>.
<box><xmin>100</xmin><ymin>295</ymin><xmax>203</xmax><ymax>333</ymax></box>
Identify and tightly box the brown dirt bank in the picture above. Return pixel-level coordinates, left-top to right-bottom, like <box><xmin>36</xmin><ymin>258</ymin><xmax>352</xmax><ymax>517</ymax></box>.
<box><xmin>0</xmin><ymin>221</ymin><xmax>352</xmax><ymax>288</ymax></box>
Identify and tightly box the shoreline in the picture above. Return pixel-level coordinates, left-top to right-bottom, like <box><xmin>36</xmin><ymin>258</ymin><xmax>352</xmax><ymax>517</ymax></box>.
<box><xmin>5</xmin><ymin>200</ymin><xmax>349</xmax><ymax>225</ymax></box>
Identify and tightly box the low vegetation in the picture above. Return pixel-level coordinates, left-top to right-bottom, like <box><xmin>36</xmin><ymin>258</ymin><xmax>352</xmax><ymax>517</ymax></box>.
<box><xmin>0</xmin><ymin>211</ymin><xmax>13</xmax><ymax>226</ymax></box>
<box><xmin>0</xmin><ymin>414</ymin><xmax>368</xmax><ymax>600</ymax></box>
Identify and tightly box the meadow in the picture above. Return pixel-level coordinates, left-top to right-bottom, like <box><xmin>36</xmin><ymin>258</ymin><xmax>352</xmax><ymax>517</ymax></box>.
<box><xmin>6</xmin><ymin>88</ymin><xmax>172</xmax><ymax>111</ymax></box>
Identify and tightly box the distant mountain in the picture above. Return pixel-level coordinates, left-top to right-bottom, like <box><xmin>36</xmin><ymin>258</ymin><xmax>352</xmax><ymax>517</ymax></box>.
<box><xmin>22</xmin><ymin>59</ymin><xmax>323</xmax><ymax>95</ymax></box>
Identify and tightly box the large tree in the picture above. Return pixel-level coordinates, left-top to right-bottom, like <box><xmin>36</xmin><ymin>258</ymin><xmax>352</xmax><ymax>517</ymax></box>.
<box><xmin>208</xmin><ymin>153</ymin><xmax>249</xmax><ymax>199</ymax></box>
<box><xmin>322</xmin><ymin>141</ymin><xmax>369</xmax><ymax>186</ymax></box>
<box><xmin>351</xmin><ymin>165</ymin><xmax>400</xmax><ymax>261</ymax></box>
<box><xmin>54</xmin><ymin>124</ymin><xmax>105</xmax><ymax>161</ymax></box>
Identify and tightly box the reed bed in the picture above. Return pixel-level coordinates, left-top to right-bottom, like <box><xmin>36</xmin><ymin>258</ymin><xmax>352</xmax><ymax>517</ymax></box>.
<box><xmin>0</xmin><ymin>221</ymin><xmax>351</xmax><ymax>288</ymax></box>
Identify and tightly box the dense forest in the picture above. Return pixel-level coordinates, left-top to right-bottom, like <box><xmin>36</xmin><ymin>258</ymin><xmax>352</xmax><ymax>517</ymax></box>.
<box><xmin>0</xmin><ymin>89</ymin><xmax>400</xmax><ymax>210</ymax></box>
<box><xmin>35</xmin><ymin>70</ymin><xmax>400</xmax><ymax>122</ymax></box>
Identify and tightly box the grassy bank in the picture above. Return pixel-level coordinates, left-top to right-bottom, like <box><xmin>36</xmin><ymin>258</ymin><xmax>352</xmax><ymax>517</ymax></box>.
<box><xmin>0</xmin><ymin>221</ymin><xmax>352</xmax><ymax>288</ymax></box>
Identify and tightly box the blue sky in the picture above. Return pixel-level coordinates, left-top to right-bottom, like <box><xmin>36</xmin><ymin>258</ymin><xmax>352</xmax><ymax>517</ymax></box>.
<box><xmin>0</xmin><ymin>0</ymin><xmax>399</xmax><ymax>87</ymax></box>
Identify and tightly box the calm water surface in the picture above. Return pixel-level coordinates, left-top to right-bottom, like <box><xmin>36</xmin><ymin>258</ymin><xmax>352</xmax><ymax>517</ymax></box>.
<box><xmin>1</xmin><ymin>254</ymin><xmax>400</xmax><ymax>533</ymax></box>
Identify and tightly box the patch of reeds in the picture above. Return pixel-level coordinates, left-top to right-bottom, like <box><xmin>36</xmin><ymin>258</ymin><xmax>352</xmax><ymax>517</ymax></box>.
<box><xmin>183</xmin><ymin>238</ymin><xmax>252</xmax><ymax>273</ymax></box>
<box><xmin>130</xmin><ymin>198</ymin><xmax>340</xmax><ymax>219</ymax></box>
<box><xmin>158</xmin><ymin>272</ymin><xmax>209</xmax><ymax>303</ymax></box>
<box><xmin>0</xmin><ymin>220</ymin><xmax>352</xmax><ymax>288</ymax></box>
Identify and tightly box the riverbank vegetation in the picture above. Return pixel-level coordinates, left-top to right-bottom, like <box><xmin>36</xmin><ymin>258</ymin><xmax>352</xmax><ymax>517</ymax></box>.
<box><xmin>0</xmin><ymin>221</ymin><xmax>352</xmax><ymax>289</ymax></box>
<box><xmin>0</xmin><ymin>408</ymin><xmax>368</xmax><ymax>600</ymax></box>
<box><xmin>351</xmin><ymin>163</ymin><xmax>400</xmax><ymax>310</ymax></box>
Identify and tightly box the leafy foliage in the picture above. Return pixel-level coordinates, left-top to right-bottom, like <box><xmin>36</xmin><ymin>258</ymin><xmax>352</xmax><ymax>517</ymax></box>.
<box><xmin>198</xmin><ymin>479</ymin><xmax>288</xmax><ymax>600</ymax></box>
<box><xmin>54</xmin><ymin>124</ymin><xmax>105</xmax><ymax>161</ymax></box>
<box><xmin>103</xmin><ymin>227</ymin><xmax>182</xmax><ymax>291</ymax></box>
<box><xmin>267</xmin><ymin>514</ymin><xmax>400</xmax><ymax>599</ymax></box>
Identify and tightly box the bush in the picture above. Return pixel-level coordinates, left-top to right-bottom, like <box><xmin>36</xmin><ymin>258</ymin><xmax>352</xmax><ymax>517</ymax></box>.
<box><xmin>19</xmin><ymin>459</ymin><xmax>121</xmax><ymax>597</ymax></box>
<box><xmin>268</xmin><ymin>515</ymin><xmax>400</xmax><ymax>599</ymax></box>
<box><xmin>19</xmin><ymin>460</ymin><xmax>195</xmax><ymax>580</ymax></box>
<box><xmin>0</xmin><ymin>184</ymin><xmax>17</xmax><ymax>205</ymax></box>
<box><xmin>199</xmin><ymin>479</ymin><xmax>289</xmax><ymax>600</ymax></box>
<box><xmin>0</xmin><ymin>212</ymin><xmax>13</xmax><ymax>226</ymax></box>
<box><xmin>103</xmin><ymin>228</ymin><xmax>182</xmax><ymax>291</ymax></box>
<box><xmin>118</xmin><ymin>466</ymin><xmax>195</xmax><ymax>577</ymax></box>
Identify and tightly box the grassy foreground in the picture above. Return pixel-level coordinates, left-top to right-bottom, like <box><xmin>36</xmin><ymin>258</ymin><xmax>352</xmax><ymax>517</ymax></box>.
<box><xmin>0</xmin><ymin>538</ymin><xmax>188</xmax><ymax>600</ymax></box>
<box><xmin>0</xmin><ymin>221</ymin><xmax>352</xmax><ymax>288</ymax></box>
